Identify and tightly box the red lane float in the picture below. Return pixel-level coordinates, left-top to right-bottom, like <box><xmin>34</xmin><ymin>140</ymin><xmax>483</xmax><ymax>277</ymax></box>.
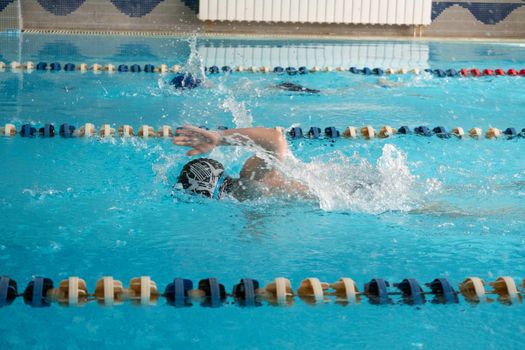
<box><xmin>482</xmin><ymin>69</ymin><xmax>494</xmax><ymax>76</ymax></box>
<box><xmin>495</xmin><ymin>69</ymin><xmax>505</xmax><ymax>76</ymax></box>
<box><xmin>520</xmin><ymin>69</ymin><xmax>525</xmax><ymax>76</ymax></box>
<box><xmin>508</xmin><ymin>69</ymin><xmax>518</xmax><ymax>76</ymax></box>
<box><xmin>470</xmin><ymin>68</ymin><xmax>481</xmax><ymax>77</ymax></box>
<box><xmin>460</xmin><ymin>68</ymin><xmax>469</xmax><ymax>76</ymax></box>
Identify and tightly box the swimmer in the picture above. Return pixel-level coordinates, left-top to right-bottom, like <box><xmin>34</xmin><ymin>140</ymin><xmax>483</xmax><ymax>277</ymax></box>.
<box><xmin>173</xmin><ymin>125</ymin><xmax>308</xmax><ymax>200</ymax></box>
<box><xmin>170</xmin><ymin>73</ymin><xmax>202</xmax><ymax>90</ymax></box>
<box><xmin>275</xmin><ymin>82</ymin><xmax>320</xmax><ymax>94</ymax></box>
<box><xmin>376</xmin><ymin>77</ymin><xmax>404</xmax><ymax>88</ymax></box>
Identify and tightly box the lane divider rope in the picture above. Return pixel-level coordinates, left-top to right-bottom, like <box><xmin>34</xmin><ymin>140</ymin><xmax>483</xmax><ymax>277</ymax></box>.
<box><xmin>0</xmin><ymin>275</ymin><xmax>523</xmax><ymax>308</ymax></box>
<box><xmin>2</xmin><ymin>124</ymin><xmax>524</xmax><ymax>140</ymax></box>
<box><xmin>1</xmin><ymin>61</ymin><xmax>525</xmax><ymax>77</ymax></box>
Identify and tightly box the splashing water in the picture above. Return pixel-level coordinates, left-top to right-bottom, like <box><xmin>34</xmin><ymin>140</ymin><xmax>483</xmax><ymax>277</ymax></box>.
<box><xmin>184</xmin><ymin>34</ymin><xmax>207</xmax><ymax>82</ymax></box>
<box><xmin>157</xmin><ymin>34</ymin><xmax>208</xmax><ymax>94</ymax></box>
<box><xmin>277</xmin><ymin>144</ymin><xmax>418</xmax><ymax>213</ymax></box>
<box><xmin>157</xmin><ymin>34</ymin><xmax>255</xmax><ymax>128</ymax></box>
<box><xmin>218</xmin><ymin>87</ymin><xmax>254</xmax><ymax>128</ymax></box>
<box><xmin>213</xmin><ymin>68</ymin><xmax>255</xmax><ymax>128</ymax></box>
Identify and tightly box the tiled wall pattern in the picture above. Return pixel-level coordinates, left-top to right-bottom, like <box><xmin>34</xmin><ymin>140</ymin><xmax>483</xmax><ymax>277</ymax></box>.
<box><xmin>32</xmin><ymin>0</ymin><xmax>167</xmax><ymax>17</ymax></box>
<box><xmin>432</xmin><ymin>1</ymin><xmax>525</xmax><ymax>24</ymax></box>
<box><xmin>0</xmin><ymin>0</ymin><xmax>524</xmax><ymax>38</ymax></box>
<box><xmin>0</xmin><ymin>0</ymin><xmax>20</xmax><ymax>31</ymax></box>
<box><xmin>17</xmin><ymin>0</ymin><xmax>198</xmax><ymax>32</ymax></box>
<box><xmin>427</xmin><ymin>0</ymin><xmax>525</xmax><ymax>37</ymax></box>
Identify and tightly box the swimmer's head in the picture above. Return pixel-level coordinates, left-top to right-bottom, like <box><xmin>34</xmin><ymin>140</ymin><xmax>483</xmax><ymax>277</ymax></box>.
<box><xmin>177</xmin><ymin>158</ymin><xmax>232</xmax><ymax>199</ymax></box>
<box><xmin>170</xmin><ymin>73</ymin><xmax>201</xmax><ymax>90</ymax></box>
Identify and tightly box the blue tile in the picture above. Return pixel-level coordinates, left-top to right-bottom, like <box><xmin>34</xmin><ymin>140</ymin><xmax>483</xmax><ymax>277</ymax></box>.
<box><xmin>432</xmin><ymin>2</ymin><xmax>525</xmax><ymax>25</ymax></box>
<box><xmin>110</xmin><ymin>0</ymin><xmax>165</xmax><ymax>18</ymax></box>
<box><xmin>0</xmin><ymin>0</ymin><xmax>15</xmax><ymax>12</ymax></box>
<box><xmin>36</xmin><ymin>0</ymin><xmax>86</xmax><ymax>16</ymax></box>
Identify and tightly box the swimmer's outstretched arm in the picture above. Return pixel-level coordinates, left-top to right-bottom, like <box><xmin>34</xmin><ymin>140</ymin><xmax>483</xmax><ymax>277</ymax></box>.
<box><xmin>173</xmin><ymin>125</ymin><xmax>289</xmax><ymax>159</ymax></box>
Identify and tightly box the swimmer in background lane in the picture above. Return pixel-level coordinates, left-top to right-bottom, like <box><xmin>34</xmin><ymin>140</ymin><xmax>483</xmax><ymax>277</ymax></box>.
<box><xmin>169</xmin><ymin>72</ymin><xmax>319</xmax><ymax>94</ymax></box>
<box><xmin>275</xmin><ymin>82</ymin><xmax>320</xmax><ymax>94</ymax></box>
<box><xmin>173</xmin><ymin>125</ymin><xmax>310</xmax><ymax>201</ymax></box>
<box><xmin>275</xmin><ymin>78</ymin><xmax>400</xmax><ymax>95</ymax></box>
<box><xmin>376</xmin><ymin>77</ymin><xmax>404</xmax><ymax>88</ymax></box>
<box><xmin>275</xmin><ymin>78</ymin><xmax>403</xmax><ymax>96</ymax></box>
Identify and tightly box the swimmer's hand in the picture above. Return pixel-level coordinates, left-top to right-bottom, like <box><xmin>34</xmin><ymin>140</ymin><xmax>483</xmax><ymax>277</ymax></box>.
<box><xmin>173</xmin><ymin>125</ymin><xmax>288</xmax><ymax>159</ymax></box>
<box><xmin>173</xmin><ymin>125</ymin><xmax>221</xmax><ymax>156</ymax></box>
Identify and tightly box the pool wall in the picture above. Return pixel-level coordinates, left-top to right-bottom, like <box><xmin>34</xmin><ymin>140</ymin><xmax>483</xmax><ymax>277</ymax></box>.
<box><xmin>0</xmin><ymin>1</ymin><xmax>524</xmax><ymax>39</ymax></box>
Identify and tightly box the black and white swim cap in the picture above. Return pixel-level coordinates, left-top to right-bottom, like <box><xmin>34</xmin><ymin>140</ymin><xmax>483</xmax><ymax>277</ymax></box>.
<box><xmin>178</xmin><ymin>158</ymin><xmax>231</xmax><ymax>199</ymax></box>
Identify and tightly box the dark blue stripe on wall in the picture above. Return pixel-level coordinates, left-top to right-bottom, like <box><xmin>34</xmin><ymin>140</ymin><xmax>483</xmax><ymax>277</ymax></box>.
<box><xmin>36</xmin><ymin>0</ymin><xmax>86</xmax><ymax>16</ymax></box>
<box><xmin>0</xmin><ymin>0</ymin><xmax>15</xmax><ymax>12</ymax></box>
<box><xmin>432</xmin><ymin>2</ymin><xmax>525</xmax><ymax>25</ymax></box>
<box><xmin>432</xmin><ymin>3</ymin><xmax>455</xmax><ymax>20</ymax></box>
<box><xmin>182</xmin><ymin>0</ymin><xmax>199</xmax><ymax>13</ymax></box>
<box><xmin>110</xmin><ymin>0</ymin><xmax>165</xmax><ymax>18</ymax></box>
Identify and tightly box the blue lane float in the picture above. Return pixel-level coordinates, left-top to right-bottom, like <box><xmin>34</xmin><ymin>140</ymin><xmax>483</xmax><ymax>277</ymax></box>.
<box><xmin>20</xmin><ymin>124</ymin><xmax>37</xmax><ymax>137</ymax></box>
<box><xmin>289</xmin><ymin>127</ymin><xmax>304</xmax><ymax>139</ymax></box>
<box><xmin>398</xmin><ymin>126</ymin><xmax>412</xmax><ymax>134</ymax></box>
<box><xmin>325</xmin><ymin>127</ymin><xmax>340</xmax><ymax>138</ymax></box>
<box><xmin>433</xmin><ymin>126</ymin><xmax>451</xmax><ymax>139</ymax></box>
<box><xmin>39</xmin><ymin>124</ymin><xmax>55</xmax><ymax>137</ymax></box>
<box><xmin>298</xmin><ymin>66</ymin><xmax>308</xmax><ymax>74</ymax></box>
<box><xmin>273</xmin><ymin>66</ymin><xmax>284</xmax><ymax>73</ymax></box>
<box><xmin>59</xmin><ymin>123</ymin><xmax>75</xmax><ymax>138</ymax></box>
<box><xmin>0</xmin><ymin>276</ymin><xmax>18</xmax><ymax>307</ymax></box>
<box><xmin>36</xmin><ymin>62</ymin><xmax>47</xmax><ymax>71</ymax></box>
<box><xmin>198</xmin><ymin>278</ymin><xmax>226</xmax><ymax>308</ymax></box>
<box><xmin>23</xmin><ymin>277</ymin><xmax>53</xmax><ymax>308</ymax></box>
<box><xmin>64</xmin><ymin>63</ymin><xmax>76</xmax><ymax>71</ymax></box>
<box><xmin>426</xmin><ymin>278</ymin><xmax>459</xmax><ymax>304</ymax></box>
<box><xmin>50</xmin><ymin>62</ymin><xmax>61</xmax><ymax>71</ymax></box>
<box><xmin>286</xmin><ymin>67</ymin><xmax>298</xmax><ymax>75</ymax></box>
<box><xmin>118</xmin><ymin>64</ymin><xmax>129</xmax><ymax>72</ymax></box>
<box><xmin>395</xmin><ymin>278</ymin><xmax>426</xmax><ymax>305</ymax></box>
<box><xmin>434</xmin><ymin>69</ymin><xmax>446</xmax><ymax>78</ymax></box>
<box><xmin>207</xmin><ymin>65</ymin><xmax>220</xmax><ymax>74</ymax></box>
<box><xmin>130</xmin><ymin>64</ymin><xmax>141</xmax><ymax>73</ymax></box>
<box><xmin>414</xmin><ymin>126</ymin><xmax>432</xmax><ymax>137</ymax></box>
<box><xmin>233</xmin><ymin>278</ymin><xmax>260</xmax><ymax>307</ymax></box>
<box><xmin>308</xmin><ymin>127</ymin><xmax>321</xmax><ymax>138</ymax></box>
<box><xmin>164</xmin><ymin>278</ymin><xmax>193</xmax><ymax>307</ymax></box>
<box><xmin>144</xmin><ymin>64</ymin><xmax>155</xmax><ymax>73</ymax></box>
<box><xmin>364</xmin><ymin>278</ymin><xmax>391</xmax><ymax>305</ymax></box>
<box><xmin>447</xmin><ymin>68</ymin><xmax>458</xmax><ymax>77</ymax></box>
<box><xmin>503</xmin><ymin>127</ymin><xmax>517</xmax><ymax>139</ymax></box>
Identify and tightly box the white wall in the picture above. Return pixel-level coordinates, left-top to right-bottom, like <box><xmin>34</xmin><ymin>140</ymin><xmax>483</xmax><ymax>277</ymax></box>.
<box><xmin>198</xmin><ymin>0</ymin><xmax>432</xmax><ymax>25</ymax></box>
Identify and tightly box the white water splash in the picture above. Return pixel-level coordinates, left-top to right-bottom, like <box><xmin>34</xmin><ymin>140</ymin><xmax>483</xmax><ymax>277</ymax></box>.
<box><xmin>157</xmin><ymin>34</ymin><xmax>209</xmax><ymax>95</ymax></box>
<box><xmin>157</xmin><ymin>34</ymin><xmax>255</xmax><ymax>128</ymax></box>
<box><xmin>275</xmin><ymin>144</ymin><xmax>418</xmax><ymax>213</ymax></box>
<box><xmin>220</xmin><ymin>94</ymin><xmax>253</xmax><ymax>128</ymax></box>
<box><xmin>184</xmin><ymin>34</ymin><xmax>207</xmax><ymax>83</ymax></box>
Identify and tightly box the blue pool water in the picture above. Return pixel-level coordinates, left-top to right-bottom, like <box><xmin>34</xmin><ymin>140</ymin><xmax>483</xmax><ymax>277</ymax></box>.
<box><xmin>1</xmin><ymin>33</ymin><xmax>525</xmax><ymax>348</ymax></box>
